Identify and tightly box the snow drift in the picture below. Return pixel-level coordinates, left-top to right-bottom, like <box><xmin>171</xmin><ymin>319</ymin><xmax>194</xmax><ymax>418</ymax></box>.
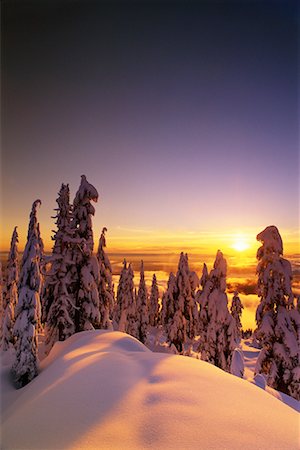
<box><xmin>2</xmin><ymin>330</ymin><xmax>299</xmax><ymax>449</ymax></box>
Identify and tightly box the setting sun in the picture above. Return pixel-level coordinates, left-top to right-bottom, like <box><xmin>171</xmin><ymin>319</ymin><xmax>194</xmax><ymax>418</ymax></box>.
<box><xmin>232</xmin><ymin>237</ymin><xmax>250</xmax><ymax>252</ymax></box>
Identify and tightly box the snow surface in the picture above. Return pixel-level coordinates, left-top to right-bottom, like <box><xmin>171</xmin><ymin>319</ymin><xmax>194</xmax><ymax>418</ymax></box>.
<box><xmin>1</xmin><ymin>330</ymin><xmax>299</xmax><ymax>450</ymax></box>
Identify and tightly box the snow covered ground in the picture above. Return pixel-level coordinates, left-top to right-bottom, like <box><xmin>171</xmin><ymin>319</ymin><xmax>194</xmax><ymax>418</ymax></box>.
<box><xmin>1</xmin><ymin>330</ymin><xmax>299</xmax><ymax>449</ymax></box>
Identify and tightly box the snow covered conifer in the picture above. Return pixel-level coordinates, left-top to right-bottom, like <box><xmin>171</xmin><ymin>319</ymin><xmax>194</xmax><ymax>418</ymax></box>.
<box><xmin>97</xmin><ymin>227</ymin><xmax>114</xmax><ymax>329</ymax></box>
<box><xmin>254</xmin><ymin>226</ymin><xmax>299</xmax><ymax>399</ymax></box>
<box><xmin>44</xmin><ymin>184</ymin><xmax>76</xmax><ymax>352</ymax></box>
<box><xmin>125</xmin><ymin>264</ymin><xmax>138</xmax><ymax>338</ymax></box>
<box><xmin>198</xmin><ymin>250</ymin><xmax>237</xmax><ymax>371</ymax></box>
<box><xmin>114</xmin><ymin>259</ymin><xmax>128</xmax><ymax>327</ymax></box>
<box><xmin>1</xmin><ymin>227</ymin><xmax>19</xmax><ymax>351</ymax></box>
<box><xmin>160</xmin><ymin>272</ymin><xmax>176</xmax><ymax>327</ymax></box>
<box><xmin>116</xmin><ymin>261</ymin><xmax>137</xmax><ymax>337</ymax></box>
<box><xmin>0</xmin><ymin>263</ymin><xmax>4</xmax><ymax>340</ymax></box>
<box><xmin>136</xmin><ymin>261</ymin><xmax>149</xmax><ymax>343</ymax></box>
<box><xmin>231</xmin><ymin>291</ymin><xmax>243</xmax><ymax>344</ymax></box>
<box><xmin>179</xmin><ymin>253</ymin><xmax>199</xmax><ymax>341</ymax></box>
<box><xmin>149</xmin><ymin>274</ymin><xmax>160</xmax><ymax>327</ymax></box>
<box><xmin>200</xmin><ymin>263</ymin><xmax>209</xmax><ymax>289</ymax></box>
<box><xmin>12</xmin><ymin>200</ymin><xmax>43</xmax><ymax>387</ymax></box>
<box><xmin>71</xmin><ymin>175</ymin><xmax>100</xmax><ymax>331</ymax></box>
<box><xmin>165</xmin><ymin>253</ymin><xmax>198</xmax><ymax>353</ymax></box>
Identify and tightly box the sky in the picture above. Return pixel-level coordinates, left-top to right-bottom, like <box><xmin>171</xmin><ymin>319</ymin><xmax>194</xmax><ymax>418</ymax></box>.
<box><xmin>1</xmin><ymin>0</ymin><xmax>299</xmax><ymax>259</ymax></box>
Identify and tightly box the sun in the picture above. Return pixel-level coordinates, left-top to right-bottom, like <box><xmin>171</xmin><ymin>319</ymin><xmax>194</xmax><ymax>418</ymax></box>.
<box><xmin>232</xmin><ymin>237</ymin><xmax>250</xmax><ymax>252</ymax></box>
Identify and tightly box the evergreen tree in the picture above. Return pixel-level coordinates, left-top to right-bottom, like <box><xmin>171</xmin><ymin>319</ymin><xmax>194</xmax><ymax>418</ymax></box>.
<box><xmin>230</xmin><ymin>291</ymin><xmax>243</xmax><ymax>344</ymax></box>
<box><xmin>0</xmin><ymin>263</ymin><xmax>4</xmax><ymax>340</ymax></box>
<box><xmin>160</xmin><ymin>272</ymin><xmax>176</xmax><ymax>327</ymax></box>
<box><xmin>149</xmin><ymin>274</ymin><xmax>160</xmax><ymax>327</ymax></box>
<box><xmin>71</xmin><ymin>175</ymin><xmax>100</xmax><ymax>331</ymax></box>
<box><xmin>166</xmin><ymin>253</ymin><xmax>198</xmax><ymax>353</ymax></box>
<box><xmin>124</xmin><ymin>264</ymin><xmax>138</xmax><ymax>338</ymax></box>
<box><xmin>44</xmin><ymin>184</ymin><xmax>76</xmax><ymax>352</ymax></box>
<box><xmin>198</xmin><ymin>250</ymin><xmax>237</xmax><ymax>372</ymax></box>
<box><xmin>254</xmin><ymin>226</ymin><xmax>299</xmax><ymax>399</ymax></box>
<box><xmin>1</xmin><ymin>227</ymin><xmax>19</xmax><ymax>351</ymax></box>
<box><xmin>116</xmin><ymin>261</ymin><xmax>137</xmax><ymax>337</ymax></box>
<box><xmin>96</xmin><ymin>227</ymin><xmax>114</xmax><ymax>329</ymax></box>
<box><xmin>114</xmin><ymin>259</ymin><xmax>128</xmax><ymax>327</ymax></box>
<box><xmin>12</xmin><ymin>200</ymin><xmax>43</xmax><ymax>387</ymax></box>
<box><xmin>197</xmin><ymin>263</ymin><xmax>211</xmax><ymax>355</ymax></box>
<box><xmin>136</xmin><ymin>261</ymin><xmax>149</xmax><ymax>343</ymax></box>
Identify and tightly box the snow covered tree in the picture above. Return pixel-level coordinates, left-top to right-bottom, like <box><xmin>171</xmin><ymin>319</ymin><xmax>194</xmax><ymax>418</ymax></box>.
<box><xmin>200</xmin><ymin>263</ymin><xmax>209</xmax><ymax>289</ymax></box>
<box><xmin>136</xmin><ymin>261</ymin><xmax>149</xmax><ymax>343</ymax></box>
<box><xmin>196</xmin><ymin>263</ymin><xmax>210</xmax><ymax>345</ymax></box>
<box><xmin>254</xmin><ymin>226</ymin><xmax>299</xmax><ymax>399</ymax></box>
<box><xmin>196</xmin><ymin>263</ymin><xmax>212</xmax><ymax>359</ymax></box>
<box><xmin>124</xmin><ymin>264</ymin><xmax>138</xmax><ymax>338</ymax></box>
<box><xmin>1</xmin><ymin>227</ymin><xmax>19</xmax><ymax>351</ymax></box>
<box><xmin>198</xmin><ymin>250</ymin><xmax>237</xmax><ymax>372</ymax></box>
<box><xmin>0</xmin><ymin>263</ymin><xmax>4</xmax><ymax>340</ymax></box>
<box><xmin>165</xmin><ymin>253</ymin><xmax>198</xmax><ymax>353</ymax></box>
<box><xmin>160</xmin><ymin>272</ymin><xmax>176</xmax><ymax>327</ymax></box>
<box><xmin>44</xmin><ymin>184</ymin><xmax>76</xmax><ymax>352</ymax></box>
<box><xmin>230</xmin><ymin>291</ymin><xmax>243</xmax><ymax>344</ymax></box>
<box><xmin>71</xmin><ymin>175</ymin><xmax>100</xmax><ymax>332</ymax></box>
<box><xmin>149</xmin><ymin>274</ymin><xmax>160</xmax><ymax>327</ymax></box>
<box><xmin>12</xmin><ymin>200</ymin><xmax>43</xmax><ymax>387</ymax></box>
<box><xmin>115</xmin><ymin>260</ymin><xmax>137</xmax><ymax>337</ymax></box>
<box><xmin>114</xmin><ymin>259</ymin><xmax>128</xmax><ymax>327</ymax></box>
<box><xmin>96</xmin><ymin>227</ymin><xmax>114</xmax><ymax>329</ymax></box>
<box><xmin>230</xmin><ymin>348</ymin><xmax>244</xmax><ymax>378</ymax></box>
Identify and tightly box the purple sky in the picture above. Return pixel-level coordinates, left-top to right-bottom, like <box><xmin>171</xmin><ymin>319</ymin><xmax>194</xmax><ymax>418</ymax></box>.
<box><xmin>1</xmin><ymin>0</ymin><xmax>299</xmax><ymax>251</ymax></box>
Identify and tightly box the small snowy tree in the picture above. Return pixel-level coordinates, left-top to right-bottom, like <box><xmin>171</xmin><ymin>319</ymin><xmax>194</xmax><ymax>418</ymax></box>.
<box><xmin>44</xmin><ymin>184</ymin><xmax>76</xmax><ymax>352</ymax></box>
<box><xmin>96</xmin><ymin>227</ymin><xmax>114</xmax><ymax>329</ymax></box>
<box><xmin>230</xmin><ymin>348</ymin><xmax>244</xmax><ymax>378</ymax></box>
<box><xmin>1</xmin><ymin>227</ymin><xmax>19</xmax><ymax>351</ymax></box>
<box><xmin>149</xmin><ymin>274</ymin><xmax>160</xmax><ymax>327</ymax></box>
<box><xmin>254</xmin><ymin>226</ymin><xmax>299</xmax><ymax>399</ymax></box>
<box><xmin>136</xmin><ymin>261</ymin><xmax>149</xmax><ymax>343</ymax></box>
<box><xmin>12</xmin><ymin>200</ymin><xmax>43</xmax><ymax>387</ymax></box>
<box><xmin>198</xmin><ymin>250</ymin><xmax>237</xmax><ymax>372</ymax></box>
<box><xmin>71</xmin><ymin>175</ymin><xmax>100</xmax><ymax>332</ymax></box>
<box><xmin>231</xmin><ymin>291</ymin><xmax>243</xmax><ymax>344</ymax></box>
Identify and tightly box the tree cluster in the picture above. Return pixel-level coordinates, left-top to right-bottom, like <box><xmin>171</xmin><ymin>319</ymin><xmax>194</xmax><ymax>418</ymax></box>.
<box><xmin>1</xmin><ymin>178</ymin><xmax>298</xmax><ymax>401</ymax></box>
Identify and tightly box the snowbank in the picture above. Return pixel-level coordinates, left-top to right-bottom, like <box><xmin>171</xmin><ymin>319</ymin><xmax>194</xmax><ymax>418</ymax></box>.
<box><xmin>1</xmin><ymin>331</ymin><xmax>299</xmax><ymax>449</ymax></box>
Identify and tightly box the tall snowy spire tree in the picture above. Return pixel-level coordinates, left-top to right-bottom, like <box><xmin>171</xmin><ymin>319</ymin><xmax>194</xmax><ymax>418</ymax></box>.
<box><xmin>136</xmin><ymin>261</ymin><xmax>149</xmax><ymax>343</ymax></box>
<box><xmin>198</xmin><ymin>250</ymin><xmax>237</xmax><ymax>372</ymax></box>
<box><xmin>71</xmin><ymin>175</ymin><xmax>100</xmax><ymax>331</ymax></box>
<box><xmin>149</xmin><ymin>274</ymin><xmax>160</xmax><ymax>327</ymax></box>
<box><xmin>12</xmin><ymin>200</ymin><xmax>43</xmax><ymax>387</ymax></box>
<box><xmin>254</xmin><ymin>226</ymin><xmax>299</xmax><ymax>400</ymax></box>
<box><xmin>44</xmin><ymin>184</ymin><xmax>76</xmax><ymax>352</ymax></box>
<box><xmin>1</xmin><ymin>227</ymin><xmax>19</xmax><ymax>351</ymax></box>
<box><xmin>96</xmin><ymin>227</ymin><xmax>114</xmax><ymax>329</ymax></box>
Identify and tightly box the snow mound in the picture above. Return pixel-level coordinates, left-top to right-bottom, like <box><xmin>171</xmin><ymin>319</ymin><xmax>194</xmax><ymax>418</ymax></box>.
<box><xmin>2</xmin><ymin>331</ymin><xmax>299</xmax><ymax>450</ymax></box>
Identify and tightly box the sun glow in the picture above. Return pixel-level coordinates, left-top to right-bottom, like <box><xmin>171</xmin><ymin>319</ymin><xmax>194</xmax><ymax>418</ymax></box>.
<box><xmin>232</xmin><ymin>237</ymin><xmax>250</xmax><ymax>252</ymax></box>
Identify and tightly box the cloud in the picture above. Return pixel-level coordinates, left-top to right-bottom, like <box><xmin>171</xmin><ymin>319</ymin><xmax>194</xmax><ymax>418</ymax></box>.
<box><xmin>227</xmin><ymin>279</ymin><xmax>257</xmax><ymax>295</ymax></box>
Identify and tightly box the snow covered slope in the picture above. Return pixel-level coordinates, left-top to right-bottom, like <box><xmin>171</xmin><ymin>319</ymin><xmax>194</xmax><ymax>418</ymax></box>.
<box><xmin>2</xmin><ymin>331</ymin><xmax>299</xmax><ymax>449</ymax></box>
